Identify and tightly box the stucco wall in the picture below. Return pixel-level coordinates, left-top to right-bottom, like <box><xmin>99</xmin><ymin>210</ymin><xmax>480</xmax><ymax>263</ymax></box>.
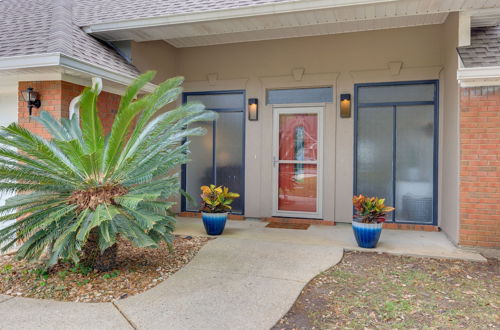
<box><xmin>0</xmin><ymin>87</ymin><xmax>17</xmax><ymax>127</ymax></box>
<box><xmin>180</xmin><ymin>25</ymin><xmax>445</xmax><ymax>222</ymax></box>
<box><xmin>132</xmin><ymin>23</ymin><xmax>460</xmax><ymax>226</ymax></box>
<box><xmin>439</xmin><ymin>13</ymin><xmax>461</xmax><ymax>244</ymax></box>
<box><xmin>131</xmin><ymin>41</ymin><xmax>178</xmax><ymax>84</ymax></box>
<box><xmin>0</xmin><ymin>86</ymin><xmax>18</xmax><ymax>230</ymax></box>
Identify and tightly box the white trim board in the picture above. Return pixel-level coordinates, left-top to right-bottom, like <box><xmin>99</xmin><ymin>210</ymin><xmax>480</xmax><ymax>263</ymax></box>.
<box><xmin>82</xmin><ymin>0</ymin><xmax>499</xmax><ymax>47</ymax></box>
<box><xmin>82</xmin><ymin>0</ymin><xmax>398</xmax><ymax>34</ymax></box>
<box><xmin>0</xmin><ymin>53</ymin><xmax>156</xmax><ymax>92</ymax></box>
<box><xmin>457</xmin><ymin>66</ymin><xmax>500</xmax><ymax>87</ymax></box>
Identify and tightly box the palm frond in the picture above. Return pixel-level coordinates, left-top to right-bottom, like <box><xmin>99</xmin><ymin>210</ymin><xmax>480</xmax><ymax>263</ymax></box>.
<box><xmin>0</xmin><ymin>72</ymin><xmax>214</xmax><ymax>269</ymax></box>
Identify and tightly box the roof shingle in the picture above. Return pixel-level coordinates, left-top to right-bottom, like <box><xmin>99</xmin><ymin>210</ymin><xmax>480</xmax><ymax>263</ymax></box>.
<box><xmin>458</xmin><ymin>25</ymin><xmax>500</xmax><ymax>68</ymax></box>
<box><xmin>0</xmin><ymin>0</ymin><xmax>140</xmax><ymax>77</ymax></box>
<box><xmin>73</xmin><ymin>0</ymin><xmax>299</xmax><ymax>26</ymax></box>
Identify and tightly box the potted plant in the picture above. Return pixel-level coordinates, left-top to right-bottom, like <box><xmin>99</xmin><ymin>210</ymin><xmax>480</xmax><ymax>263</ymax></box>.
<box><xmin>352</xmin><ymin>194</ymin><xmax>395</xmax><ymax>248</ymax></box>
<box><xmin>200</xmin><ymin>185</ymin><xmax>240</xmax><ymax>235</ymax></box>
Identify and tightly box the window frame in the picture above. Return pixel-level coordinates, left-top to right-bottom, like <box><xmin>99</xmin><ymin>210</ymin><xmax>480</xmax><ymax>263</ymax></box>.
<box><xmin>353</xmin><ymin>80</ymin><xmax>439</xmax><ymax>225</ymax></box>
<box><xmin>181</xmin><ymin>90</ymin><xmax>246</xmax><ymax>215</ymax></box>
<box><xmin>266</xmin><ymin>86</ymin><xmax>333</xmax><ymax>105</ymax></box>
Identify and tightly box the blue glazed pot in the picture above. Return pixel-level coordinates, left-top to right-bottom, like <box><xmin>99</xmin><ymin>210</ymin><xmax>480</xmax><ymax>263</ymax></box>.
<box><xmin>201</xmin><ymin>212</ymin><xmax>228</xmax><ymax>235</ymax></box>
<box><xmin>352</xmin><ymin>221</ymin><xmax>383</xmax><ymax>248</ymax></box>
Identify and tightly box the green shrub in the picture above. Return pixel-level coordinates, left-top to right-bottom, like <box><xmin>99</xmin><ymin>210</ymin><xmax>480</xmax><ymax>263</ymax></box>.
<box><xmin>0</xmin><ymin>72</ymin><xmax>215</xmax><ymax>270</ymax></box>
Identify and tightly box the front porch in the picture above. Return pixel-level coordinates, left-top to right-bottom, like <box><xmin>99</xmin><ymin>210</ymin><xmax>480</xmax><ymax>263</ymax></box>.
<box><xmin>120</xmin><ymin>9</ymin><xmax>470</xmax><ymax>241</ymax></box>
<box><xmin>174</xmin><ymin>217</ymin><xmax>485</xmax><ymax>261</ymax></box>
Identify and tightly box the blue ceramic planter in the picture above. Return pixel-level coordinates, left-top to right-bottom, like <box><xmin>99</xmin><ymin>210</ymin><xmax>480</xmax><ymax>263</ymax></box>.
<box><xmin>352</xmin><ymin>221</ymin><xmax>383</xmax><ymax>248</ymax></box>
<box><xmin>202</xmin><ymin>212</ymin><xmax>227</xmax><ymax>235</ymax></box>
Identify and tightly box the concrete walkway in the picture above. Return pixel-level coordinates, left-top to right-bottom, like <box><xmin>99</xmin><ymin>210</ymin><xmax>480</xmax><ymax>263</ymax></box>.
<box><xmin>116</xmin><ymin>238</ymin><xmax>343</xmax><ymax>329</ymax></box>
<box><xmin>174</xmin><ymin>218</ymin><xmax>485</xmax><ymax>262</ymax></box>
<box><xmin>0</xmin><ymin>218</ymin><xmax>485</xmax><ymax>330</ymax></box>
<box><xmin>0</xmin><ymin>233</ymin><xmax>343</xmax><ymax>330</ymax></box>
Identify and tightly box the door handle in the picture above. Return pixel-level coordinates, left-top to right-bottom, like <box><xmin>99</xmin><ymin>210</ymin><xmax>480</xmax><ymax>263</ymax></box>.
<box><xmin>272</xmin><ymin>156</ymin><xmax>279</xmax><ymax>168</ymax></box>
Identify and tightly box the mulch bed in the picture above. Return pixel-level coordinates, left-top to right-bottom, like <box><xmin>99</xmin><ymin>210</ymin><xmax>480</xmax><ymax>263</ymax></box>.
<box><xmin>274</xmin><ymin>251</ymin><xmax>499</xmax><ymax>329</ymax></box>
<box><xmin>0</xmin><ymin>235</ymin><xmax>210</xmax><ymax>303</ymax></box>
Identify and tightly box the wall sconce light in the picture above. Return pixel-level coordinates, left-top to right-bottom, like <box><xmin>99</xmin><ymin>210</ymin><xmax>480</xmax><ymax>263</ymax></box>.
<box><xmin>248</xmin><ymin>98</ymin><xmax>258</xmax><ymax>121</ymax></box>
<box><xmin>340</xmin><ymin>93</ymin><xmax>351</xmax><ymax>118</ymax></box>
<box><xmin>21</xmin><ymin>87</ymin><xmax>41</xmax><ymax>116</ymax></box>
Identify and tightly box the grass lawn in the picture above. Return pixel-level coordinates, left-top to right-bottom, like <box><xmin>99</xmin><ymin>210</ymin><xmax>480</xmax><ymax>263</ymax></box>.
<box><xmin>274</xmin><ymin>251</ymin><xmax>499</xmax><ymax>329</ymax></box>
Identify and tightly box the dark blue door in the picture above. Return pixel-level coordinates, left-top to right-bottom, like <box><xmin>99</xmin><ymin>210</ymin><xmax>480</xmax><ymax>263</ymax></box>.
<box><xmin>181</xmin><ymin>90</ymin><xmax>245</xmax><ymax>214</ymax></box>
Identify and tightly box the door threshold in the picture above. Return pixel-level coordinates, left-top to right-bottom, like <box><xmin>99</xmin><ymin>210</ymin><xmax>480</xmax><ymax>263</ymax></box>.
<box><xmin>263</xmin><ymin>217</ymin><xmax>335</xmax><ymax>226</ymax></box>
<box><xmin>178</xmin><ymin>212</ymin><xmax>245</xmax><ymax>221</ymax></box>
<box><xmin>382</xmin><ymin>223</ymin><xmax>440</xmax><ymax>232</ymax></box>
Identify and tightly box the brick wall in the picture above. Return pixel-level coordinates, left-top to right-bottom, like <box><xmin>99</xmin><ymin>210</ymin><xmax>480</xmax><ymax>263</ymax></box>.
<box><xmin>18</xmin><ymin>80</ymin><xmax>120</xmax><ymax>136</ymax></box>
<box><xmin>460</xmin><ymin>86</ymin><xmax>500</xmax><ymax>248</ymax></box>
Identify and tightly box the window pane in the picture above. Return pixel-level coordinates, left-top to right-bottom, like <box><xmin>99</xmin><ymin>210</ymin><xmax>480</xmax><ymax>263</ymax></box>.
<box><xmin>186</xmin><ymin>93</ymin><xmax>244</xmax><ymax>109</ymax></box>
<box><xmin>356</xmin><ymin>106</ymin><xmax>394</xmax><ymax>209</ymax></box>
<box><xmin>185</xmin><ymin>121</ymin><xmax>213</xmax><ymax>211</ymax></box>
<box><xmin>215</xmin><ymin>112</ymin><xmax>244</xmax><ymax>213</ymax></box>
<box><xmin>279</xmin><ymin>114</ymin><xmax>318</xmax><ymax>161</ymax></box>
<box><xmin>267</xmin><ymin>87</ymin><xmax>333</xmax><ymax>104</ymax></box>
<box><xmin>358</xmin><ymin>84</ymin><xmax>435</xmax><ymax>104</ymax></box>
<box><xmin>278</xmin><ymin>164</ymin><xmax>317</xmax><ymax>212</ymax></box>
<box><xmin>395</xmin><ymin>105</ymin><xmax>434</xmax><ymax>223</ymax></box>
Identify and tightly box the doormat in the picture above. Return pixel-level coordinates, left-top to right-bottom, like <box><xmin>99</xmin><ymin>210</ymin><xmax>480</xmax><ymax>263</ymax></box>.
<box><xmin>265</xmin><ymin>222</ymin><xmax>310</xmax><ymax>230</ymax></box>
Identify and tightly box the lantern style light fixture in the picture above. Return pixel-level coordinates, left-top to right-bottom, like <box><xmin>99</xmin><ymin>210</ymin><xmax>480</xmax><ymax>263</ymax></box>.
<box><xmin>248</xmin><ymin>98</ymin><xmax>258</xmax><ymax>121</ymax></box>
<box><xmin>21</xmin><ymin>87</ymin><xmax>41</xmax><ymax>116</ymax></box>
<box><xmin>340</xmin><ymin>93</ymin><xmax>351</xmax><ymax>118</ymax></box>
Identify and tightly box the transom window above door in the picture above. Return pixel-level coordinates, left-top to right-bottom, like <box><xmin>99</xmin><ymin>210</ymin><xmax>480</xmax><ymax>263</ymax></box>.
<box><xmin>267</xmin><ymin>87</ymin><xmax>333</xmax><ymax>104</ymax></box>
<box><xmin>185</xmin><ymin>92</ymin><xmax>244</xmax><ymax>110</ymax></box>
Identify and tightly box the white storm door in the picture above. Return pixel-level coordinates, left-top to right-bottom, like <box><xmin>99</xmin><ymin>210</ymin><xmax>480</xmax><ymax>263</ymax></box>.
<box><xmin>272</xmin><ymin>106</ymin><xmax>323</xmax><ymax>219</ymax></box>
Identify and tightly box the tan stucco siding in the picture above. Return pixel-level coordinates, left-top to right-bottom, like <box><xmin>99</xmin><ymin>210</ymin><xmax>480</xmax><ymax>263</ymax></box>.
<box><xmin>0</xmin><ymin>86</ymin><xmax>18</xmax><ymax>229</ymax></box>
<box><xmin>131</xmin><ymin>41</ymin><xmax>179</xmax><ymax>84</ymax></box>
<box><xmin>439</xmin><ymin>13</ymin><xmax>461</xmax><ymax>244</ymax></box>
<box><xmin>131</xmin><ymin>22</ymin><xmax>460</xmax><ymax>228</ymax></box>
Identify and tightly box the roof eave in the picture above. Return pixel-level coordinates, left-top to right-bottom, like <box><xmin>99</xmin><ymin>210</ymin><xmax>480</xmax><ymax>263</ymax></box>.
<box><xmin>0</xmin><ymin>53</ymin><xmax>156</xmax><ymax>92</ymax></box>
<box><xmin>457</xmin><ymin>66</ymin><xmax>500</xmax><ymax>87</ymax></box>
<box><xmin>58</xmin><ymin>54</ymin><xmax>156</xmax><ymax>92</ymax></box>
<box><xmin>82</xmin><ymin>0</ymin><xmax>398</xmax><ymax>36</ymax></box>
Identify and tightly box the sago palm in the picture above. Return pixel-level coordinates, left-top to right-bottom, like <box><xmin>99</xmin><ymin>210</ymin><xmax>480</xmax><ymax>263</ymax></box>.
<box><xmin>0</xmin><ymin>71</ymin><xmax>216</xmax><ymax>271</ymax></box>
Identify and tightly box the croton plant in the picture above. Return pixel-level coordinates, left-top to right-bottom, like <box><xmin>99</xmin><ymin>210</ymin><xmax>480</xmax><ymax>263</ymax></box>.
<box><xmin>200</xmin><ymin>185</ymin><xmax>240</xmax><ymax>213</ymax></box>
<box><xmin>352</xmin><ymin>194</ymin><xmax>395</xmax><ymax>224</ymax></box>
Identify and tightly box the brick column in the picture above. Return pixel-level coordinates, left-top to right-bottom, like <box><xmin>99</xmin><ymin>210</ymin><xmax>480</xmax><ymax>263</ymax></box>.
<box><xmin>18</xmin><ymin>81</ymin><xmax>64</xmax><ymax>139</ymax></box>
<box><xmin>460</xmin><ymin>86</ymin><xmax>500</xmax><ymax>248</ymax></box>
<box><xmin>18</xmin><ymin>80</ymin><xmax>121</xmax><ymax>137</ymax></box>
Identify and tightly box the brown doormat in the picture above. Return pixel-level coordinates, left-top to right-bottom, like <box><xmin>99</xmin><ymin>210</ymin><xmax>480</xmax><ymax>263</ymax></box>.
<box><xmin>265</xmin><ymin>222</ymin><xmax>310</xmax><ymax>230</ymax></box>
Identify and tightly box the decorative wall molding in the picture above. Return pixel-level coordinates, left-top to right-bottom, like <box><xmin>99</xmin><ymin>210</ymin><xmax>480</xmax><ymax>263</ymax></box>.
<box><xmin>207</xmin><ymin>73</ymin><xmax>218</xmax><ymax>86</ymax></box>
<box><xmin>349</xmin><ymin>65</ymin><xmax>443</xmax><ymax>83</ymax></box>
<box><xmin>183</xmin><ymin>77</ymin><xmax>249</xmax><ymax>92</ymax></box>
<box><xmin>292</xmin><ymin>67</ymin><xmax>305</xmax><ymax>81</ymax></box>
<box><xmin>259</xmin><ymin>71</ymin><xmax>339</xmax><ymax>89</ymax></box>
<box><xmin>388</xmin><ymin>61</ymin><xmax>403</xmax><ymax>76</ymax></box>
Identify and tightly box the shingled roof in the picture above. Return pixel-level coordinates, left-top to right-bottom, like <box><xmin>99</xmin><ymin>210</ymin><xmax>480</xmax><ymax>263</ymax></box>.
<box><xmin>73</xmin><ymin>0</ymin><xmax>299</xmax><ymax>26</ymax></box>
<box><xmin>458</xmin><ymin>25</ymin><xmax>500</xmax><ymax>68</ymax></box>
<box><xmin>0</xmin><ymin>0</ymin><xmax>140</xmax><ymax>77</ymax></box>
